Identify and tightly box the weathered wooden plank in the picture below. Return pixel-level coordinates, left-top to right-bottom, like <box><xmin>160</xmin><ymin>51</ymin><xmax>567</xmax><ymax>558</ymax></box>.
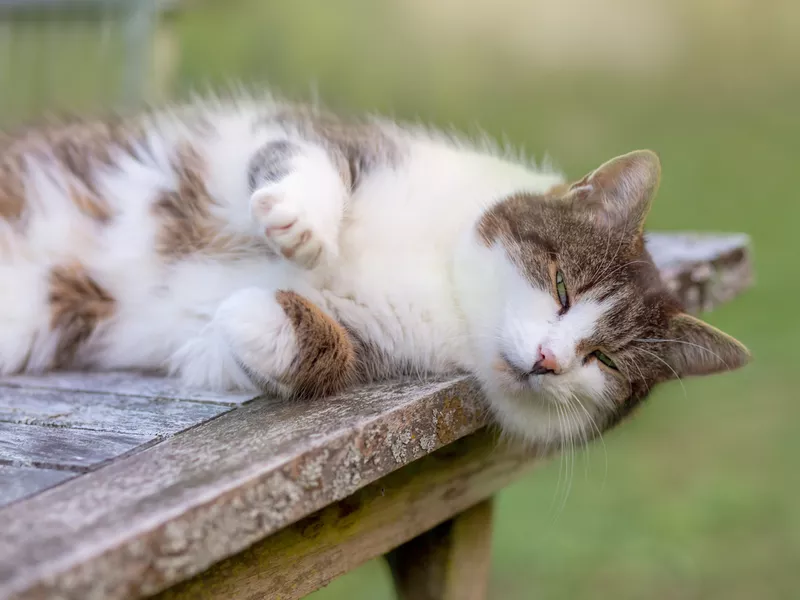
<box><xmin>0</xmin><ymin>377</ymin><xmax>486</xmax><ymax>600</ymax></box>
<box><xmin>646</xmin><ymin>232</ymin><xmax>753</xmax><ymax>313</ymax></box>
<box><xmin>155</xmin><ymin>434</ymin><xmax>519</xmax><ymax>600</ymax></box>
<box><xmin>387</xmin><ymin>499</ymin><xmax>494</xmax><ymax>600</ymax></box>
<box><xmin>0</xmin><ymin>372</ymin><xmax>257</xmax><ymax>406</ymax></box>
<box><xmin>0</xmin><ymin>388</ymin><xmax>230</xmax><ymax>437</ymax></box>
<box><xmin>0</xmin><ymin>422</ymin><xmax>151</xmax><ymax>470</ymax></box>
<box><xmin>0</xmin><ymin>465</ymin><xmax>75</xmax><ymax>507</ymax></box>
<box><xmin>0</xmin><ymin>231</ymin><xmax>754</xmax><ymax>600</ymax></box>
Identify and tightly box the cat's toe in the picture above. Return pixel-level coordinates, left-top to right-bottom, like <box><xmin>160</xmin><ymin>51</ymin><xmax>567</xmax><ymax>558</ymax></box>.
<box><xmin>270</xmin><ymin>227</ymin><xmax>324</xmax><ymax>268</ymax></box>
<box><xmin>250</xmin><ymin>186</ymin><xmax>298</xmax><ymax>229</ymax></box>
<box><xmin>250</xmin><ymin>185</ymin><xmax>330</xmax><ymax>269</ymax></box>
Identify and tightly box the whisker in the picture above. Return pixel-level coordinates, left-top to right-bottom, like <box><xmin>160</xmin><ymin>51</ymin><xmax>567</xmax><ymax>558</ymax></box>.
<box><xmin>549</xmin><ymin>402</ymin><xmax>567</xmax><ymax>517</ymax></box>
<box><xmin>567</xmin><ymin>396</ymin><xmax>591</xmax><ymax>482</ymax></box>
<box><xmin>594</xmin><ymin>260</ymin><xmax>651</xmax><ymax>288</ymax></box>
<box><xmin>635</xmin><ymin>347</ymin><xmax>688</xmax><ymax>399</ymax></box>
<box><xmin>593</xmin><ymin>228</ymin><xmax>629</xmax><ymax>283</ymax></box>
<box><xmin>635</xmin><ymin>337</ymin><xmax>731</xmax><ymax>370</ymax></box>
<box><xmin>557</xmin><ymin>401</ymin><xmax>573</xmax><ymax>521</ymax></box>
<box><xmin>571</xmin><ymin>393</ymin><xmax>608</xmax><ymax>489</ymax></box>
<box><xmin>555</xmin><ymin>402</ymin><xmax>576</xmax><ymax>521</ymax></box>
<box><xmin>590</xmin><ymin>226</ymin><xmax>614</xmax><ymax>284</ymax></box>
<box><xmin>621</xmin><ymin>354</ymin><xmax>650</xmax><ymax>396</ymax></box>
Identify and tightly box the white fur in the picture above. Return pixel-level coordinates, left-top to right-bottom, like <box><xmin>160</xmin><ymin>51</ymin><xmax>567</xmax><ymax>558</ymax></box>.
<box><xmin>250</xmin><ymin>143</ymin><xmax>347</xmax><ymax>269</ymax></box>
<box><xmin>453</xmin><ymin>237</ymin><xmax>615</xmax><ymax>443</ymax></box>
<box><xmin>169</xmin><ymin>287</ymin><xmax>297</xmax><ymax>395</ymax></box>
<box><xmin>0</xmin><ymin>99</ymin><xmax>616</xmax><ymax>445</ymax></box>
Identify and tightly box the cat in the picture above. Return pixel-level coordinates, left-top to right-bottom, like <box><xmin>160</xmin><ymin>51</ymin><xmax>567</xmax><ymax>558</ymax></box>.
<box><xmin>0</xmin><ymin>94</ymin><xmax>750</xmax><ymax>444</ymax></box>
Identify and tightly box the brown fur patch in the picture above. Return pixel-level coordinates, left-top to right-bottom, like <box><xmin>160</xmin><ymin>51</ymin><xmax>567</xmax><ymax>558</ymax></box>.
<box><xmin>263</xmin><ymin>104</ymin><xmax>402</xmax><ymax>191</ymax></box>
<box><xmin>48</xmin><ymin>263</ymin><xmax>115</xmax><ymax>368</ymax></box>
<box><xmin>152</xmin><ymin>143</ymin><xmax>214</xmax><ymax>257</ymax></box>
<box><xmin>153</xmin><ymin>143</ymin><xmax>272</xmax><ymax>259</ymax></box>
<box><xmin>0</xmin><ymin>116</ymin><xmax>146</xmax><ymax>223</ymax></box>
<box><xmin>543</xmin><ymin>182</ymin><xmax>571</xmax><ymax>198</ymax></box>
<box><xmin>275</xmin><ymin>291</ymin><xmax>356</xmax><ymax>398</ymax></box>
<box><xmin>0</xmin><ymin>156</ymin><xmax>25</xmax><ymax>221</ymax></box>
<box><xmin>70</xmin><ymin>186</ymin><xmax>112</xmax><ymax>222</ymax></box>
<box><xmin>45</xmin><ymin>119</ymin><xmax>145</xmax><ymax>192</ymax></box>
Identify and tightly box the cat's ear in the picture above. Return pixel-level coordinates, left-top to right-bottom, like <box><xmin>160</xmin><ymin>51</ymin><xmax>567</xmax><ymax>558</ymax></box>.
<box><xmin>567</xmin><ymin>149</ymin><xmax>661</xmax><ymax>233</ymax></box>
<box><xmin>661</xmin><ymin>313</ymin><xmax>751</xmax><ymax>378</ymax></box>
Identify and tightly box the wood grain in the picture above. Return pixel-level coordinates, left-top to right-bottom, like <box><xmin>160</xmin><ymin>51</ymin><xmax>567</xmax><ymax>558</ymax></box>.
<box><xmin>0</xmin><ymin>372</ymin><xmax>257</xmax><ymax>406</ymax></box>
<box><xmin>0</xmin><ymin>377</ymin><xmax>487</xmax><ymax>600</ymax></box>
<box><xmin>0</xmin><ymin>232</ymin><xmax>754</xmax><ymax>600</ymax></box>
<box><xmin>0</xmin><ymin>466</ymin><xmax>74</xmax><ymax>506</ymax></box>
<box><xmin>0</xmin><ymin>388</ymin><xmax>230</xmax><ymax>437</ymax></box>
<box><xmin>646</xmin><ymin>232</ymin><xmax>753</xmax><ymax>314</ymax></box>
<box><xmin>0</xmin><ymin>422</ymin><xmax>151</xmax><ymax>471</ymax></box>
<box><xmin>155</xmin><ymin>434</ymin><xmax>521</xmax><ymax>600</ymax></box>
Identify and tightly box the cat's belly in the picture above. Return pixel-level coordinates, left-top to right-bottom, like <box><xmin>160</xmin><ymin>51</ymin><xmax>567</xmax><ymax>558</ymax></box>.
<box><xmin>316</xmin><ymin>176</ymin><xmax>483</xmax><ymax>374</ymax></box>
<box><xmin>321</xmin><ymin>249</ymin><xmax>472</xmax><ymax>376</ymax></box>
<box><xmin>88</xmin><ymin>256</ymin><xmax>292</xmax><ymax>371</ymax></box>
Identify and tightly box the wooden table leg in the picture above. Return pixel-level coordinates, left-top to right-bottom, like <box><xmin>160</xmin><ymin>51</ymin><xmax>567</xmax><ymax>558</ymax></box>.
<box><xmin>386</xmin><ymin>499</ymin><xmax>494</xmax><ymax>600</ymax></box>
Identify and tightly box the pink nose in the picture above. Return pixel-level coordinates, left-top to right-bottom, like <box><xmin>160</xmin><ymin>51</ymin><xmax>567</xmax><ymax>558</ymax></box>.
<box><xmin>532</xmin><ymin>346</ymin><xmax>560</xmax><ymax>375</ymax></box>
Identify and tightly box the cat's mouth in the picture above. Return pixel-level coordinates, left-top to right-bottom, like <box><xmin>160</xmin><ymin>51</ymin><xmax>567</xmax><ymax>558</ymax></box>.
<box><xmin>495</xmin><ymin>352</ymin><xmax>553</xmax><ymax>393</ymax></box>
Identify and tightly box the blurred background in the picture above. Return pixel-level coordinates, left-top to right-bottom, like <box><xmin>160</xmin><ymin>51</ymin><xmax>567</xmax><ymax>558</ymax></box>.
<box><xmin>1</xmin><ymin>0</ymin><xmax>796</xmax><ymax>598</ymax></box>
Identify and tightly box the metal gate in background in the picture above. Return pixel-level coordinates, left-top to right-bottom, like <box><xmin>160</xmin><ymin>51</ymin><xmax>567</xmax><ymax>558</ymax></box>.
<box><xmin>0</xmin><ymin>0</ymin><xmax>164</xmax><ymax>126</ymax></box>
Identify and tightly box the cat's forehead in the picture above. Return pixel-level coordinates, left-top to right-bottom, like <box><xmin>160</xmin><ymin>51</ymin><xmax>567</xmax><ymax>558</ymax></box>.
<box><xmin>479</xmin><ymin>193</ymin><xmax>654</xmax><ymax>277</ymax></box>
<box><xmin>479</xmin><ymin>192</ymin><xmax>629</xmax><ymax>255</ymax></box>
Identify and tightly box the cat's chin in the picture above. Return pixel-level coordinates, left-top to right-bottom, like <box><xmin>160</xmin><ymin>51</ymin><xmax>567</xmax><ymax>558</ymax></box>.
<box><xmin>481</xmin><ymin>383</ymin><xmax>589</xmax><ymax>446</ymax></box>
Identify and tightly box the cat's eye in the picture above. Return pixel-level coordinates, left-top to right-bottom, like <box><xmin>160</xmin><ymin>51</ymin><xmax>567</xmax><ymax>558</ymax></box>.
<box><xmin>591</xmin><ymin>350</ymin><xmax>618</xmax><ymax>370</ymax></box>
<box><xmin>555</xmin><ymin>270</ymin><xmax>569</xmax><ymax>310</ymax></box>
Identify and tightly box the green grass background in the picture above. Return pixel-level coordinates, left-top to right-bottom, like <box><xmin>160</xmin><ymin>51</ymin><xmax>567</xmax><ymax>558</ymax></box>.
<box><xmin>3</xmin><ymin>1</ymin><xmax>798</xmax><ymax>597</ymax></box>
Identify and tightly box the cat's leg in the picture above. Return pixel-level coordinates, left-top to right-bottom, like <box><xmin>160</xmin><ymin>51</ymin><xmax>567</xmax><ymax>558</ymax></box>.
<box><xmin>171</xmin><ymin>288</ymin><xmax>356</xmax><ymax>398</ymax></box>
<box><xmin>248</xmin><ymin>139</ymin><xmax>351</xmax><ymax>270</ymax></box>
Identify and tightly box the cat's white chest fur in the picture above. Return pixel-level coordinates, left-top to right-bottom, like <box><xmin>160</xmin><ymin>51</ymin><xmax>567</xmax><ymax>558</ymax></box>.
<box><xmin>320</xmin><ymin>140</ymin><xmax>563</xmax><ymax>374</ymax></box>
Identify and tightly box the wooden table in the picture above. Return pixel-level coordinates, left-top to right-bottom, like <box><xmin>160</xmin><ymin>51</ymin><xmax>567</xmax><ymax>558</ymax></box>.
<box><xmin>0</xmin><ymin>233</ymin><xmax>753</xmax><ymax>600</ymax></box>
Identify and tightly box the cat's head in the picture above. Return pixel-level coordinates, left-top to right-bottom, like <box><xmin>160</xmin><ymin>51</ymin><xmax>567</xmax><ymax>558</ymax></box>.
<box><xmin>457</xmin><ymin>150</ymin><xmax>750</xmax><ymax>445</ymax></box>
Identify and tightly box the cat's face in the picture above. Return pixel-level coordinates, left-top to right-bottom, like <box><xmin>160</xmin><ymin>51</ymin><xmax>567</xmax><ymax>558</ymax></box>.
<box><xmin>460</xmin><ymin>150</ymin><xmax>750</xmax><ymax>446</ymax></box>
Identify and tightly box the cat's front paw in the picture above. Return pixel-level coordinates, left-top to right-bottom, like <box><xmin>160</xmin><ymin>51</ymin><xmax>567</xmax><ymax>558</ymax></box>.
<box><xmin>250</xmin><ymin>174</ymin><xmax>340</xmax><ymax>269</ymax></box>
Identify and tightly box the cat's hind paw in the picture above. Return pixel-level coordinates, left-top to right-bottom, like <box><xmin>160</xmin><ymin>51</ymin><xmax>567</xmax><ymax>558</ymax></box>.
<box><xmin>169</xmin><ymin>287</ymin><xmax>298</xmax><ymax>395</ymax></box>
<box><xmin>215</xmin><ymin>287</ymin><xmax>299</xmax><ymax>394</ymax></box>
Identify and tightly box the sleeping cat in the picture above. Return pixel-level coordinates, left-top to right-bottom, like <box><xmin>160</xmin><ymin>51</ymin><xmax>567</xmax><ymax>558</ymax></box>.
<box><xmin>0</xmin><ymin>95</ymin><xmax>750</xmax><ymax>444</ymax></box>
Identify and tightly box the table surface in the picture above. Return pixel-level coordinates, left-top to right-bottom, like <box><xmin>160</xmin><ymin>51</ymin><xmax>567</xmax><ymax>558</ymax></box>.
<box><xmin>0</xmin><ymin>231</ymin><xmax>753</xmax><ymax>600</ymax></box>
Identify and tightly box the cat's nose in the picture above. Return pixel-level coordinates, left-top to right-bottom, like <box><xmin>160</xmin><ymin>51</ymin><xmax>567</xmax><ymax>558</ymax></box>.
<box><xmin>531</xmin><ymin>346</ymin><xmax>561</xmax><ymax>375</ymax></box>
